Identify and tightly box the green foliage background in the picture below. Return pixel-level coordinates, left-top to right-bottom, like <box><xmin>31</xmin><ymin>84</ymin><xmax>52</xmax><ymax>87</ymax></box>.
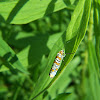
<box><xmin>0</xmin><ymin>0</ymin><xmax>100</xmax><ymax>100</ymax></box>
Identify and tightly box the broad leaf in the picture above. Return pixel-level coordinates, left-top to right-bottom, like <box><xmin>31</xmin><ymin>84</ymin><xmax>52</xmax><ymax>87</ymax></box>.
<box><xmin>0</xmin><ymin>37</ymin><xmax>29</xmax><ymax>74</ymax></box>
<box><xmin>0</xmin><ymin>0</ymin><xmax>75</xmax><ymax>24</ymax></box>
<box><xmin>29</xmin><ymin>0</ymin><xmax>91</xmax><ymax>99</ymax></box>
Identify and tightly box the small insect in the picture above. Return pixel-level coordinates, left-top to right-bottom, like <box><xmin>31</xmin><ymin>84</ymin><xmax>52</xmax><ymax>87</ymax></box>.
<box><xmin>49</xmin><ymin>50</ymin><xmax>66</xmax><ymax>78</ymax></box>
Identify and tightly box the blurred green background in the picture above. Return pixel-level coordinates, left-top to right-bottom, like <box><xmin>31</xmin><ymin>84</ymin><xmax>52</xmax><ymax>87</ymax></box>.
<box><xmin>0</xmin><ymin>0</ymin><xmax>100</xmax><ymax>100</ymax></box>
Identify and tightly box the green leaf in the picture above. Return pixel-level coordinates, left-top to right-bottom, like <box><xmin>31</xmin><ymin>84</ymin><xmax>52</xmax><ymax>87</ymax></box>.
<box><xmin>87</xmin><ymin>41</ymin><xmax>100</xmax><ymax>100</ymax></box>
<box><xmin>0</xmin><ymin>37</ymin><xmax>29</xmax><ymax>74</ymax></box>
<box><xmin>29</xmin><ymin>0</ymin><xmax>91</xmax><ymax>99</ymax></box>
<box><xmin>53</xmin><ymin>93</ymin><xmax>71</xmax><ymax>100</ymax></box>
<box><xmin>93</xmin><ymin>0</ymin><xmax>100</xmax><ymax>66</ymax></box>
<box><xmin>0</xmin><ymin>84</ymin><xmax>8</xmax><ymax>93</ymax></box>
<box><xmin>46</xmin><ymin>57</ymin><xmax>80</xmax><ymax>99</ymax></box>
<box><xmin>12</xmin><ymin>32</ymin><xmax>62</xmax><ymax>67</ymax></box>
<box><xmin>0</xmin><ymin>0</ymin><xmax>75</xmax><ymax>24</ymax></box>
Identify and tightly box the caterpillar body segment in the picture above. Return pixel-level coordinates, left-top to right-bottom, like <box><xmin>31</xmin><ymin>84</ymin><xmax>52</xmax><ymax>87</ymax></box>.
<box><xmin>49</xmin><ymin>50</ymin><xmax>66</xmax><ymax>78</ymax></box>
